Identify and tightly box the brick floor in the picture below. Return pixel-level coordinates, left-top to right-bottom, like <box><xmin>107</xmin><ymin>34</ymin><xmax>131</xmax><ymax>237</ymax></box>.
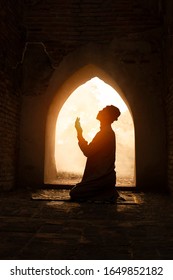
<box><xmin>0</xmin><ymin>189</ymin><xmax>173</xmax><ymax>260</ymax></box>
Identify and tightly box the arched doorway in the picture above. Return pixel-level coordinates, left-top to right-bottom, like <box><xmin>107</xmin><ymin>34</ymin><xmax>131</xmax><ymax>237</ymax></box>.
<box><xmin>19</xmin><ymin>46</ymin><xmax>167</xmax><ymax>191</ymax></box>
<box><xmin>44</xmin><ymin>66</ymin><xmax>135</xmax><ymax>187</ymax></box>
<box><xmin>54</xmin><ymin>77</ymin><xmax>135</xmax><ymax>187</ymax></box>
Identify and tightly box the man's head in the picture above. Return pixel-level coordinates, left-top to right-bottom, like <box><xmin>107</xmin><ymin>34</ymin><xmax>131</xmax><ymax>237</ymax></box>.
<box><xmin>97</xmin><ymin>105</ymin><xmax>121</xmax><ymax>124</ymax></box>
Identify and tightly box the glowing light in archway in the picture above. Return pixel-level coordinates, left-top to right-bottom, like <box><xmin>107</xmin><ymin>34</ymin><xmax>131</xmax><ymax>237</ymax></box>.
<box><xmin>55</xmin><ymin>77</ymin><xmax>135</xmax><ymax>186</ymax></box>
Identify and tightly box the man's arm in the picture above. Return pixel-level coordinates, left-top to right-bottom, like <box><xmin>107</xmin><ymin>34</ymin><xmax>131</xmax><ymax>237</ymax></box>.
<box><xmin>75</xmin><ymin>117</ymin><xmax>104</xmax><ymax>157</ymax></box>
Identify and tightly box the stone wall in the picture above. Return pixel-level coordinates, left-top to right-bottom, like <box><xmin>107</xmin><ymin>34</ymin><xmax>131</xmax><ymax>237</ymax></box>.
<box><xmin>24</xmin><ymin>0</ymin><xmax>162</xmax><ymax>66</ymax></box>
<box><xmin>164</xmin><ymin>0</ymin><xmax>173</xmax><ymax>193</ymax></box>
<box><xmin>19</xmin><ymin>0</ymin><xmax>168</xmax><ymax>191</ymax></box>
<box><xmin>0</xmin><ymin>0</ymin><xmax>25</xmax><ymax>190</ymax></box>
<box><xmin>1</xmin><ymin>0</ymin><xmax>172</xmax><ymax>192</ymax></box>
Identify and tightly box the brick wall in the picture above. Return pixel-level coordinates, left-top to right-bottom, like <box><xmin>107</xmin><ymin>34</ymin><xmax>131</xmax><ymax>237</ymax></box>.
<box><xmin>1</xmin><ymin>0</ymin><xmax>171</xmax><ymax>191</ymax></box>
<box><xmin>21</xmin><ymin>0</ymin><xmax>168</xmax><ymax>191</ymax></box>
<box><xmin>165</xmin><ymin>0</ymin><xmax>173</xmax><ymax>193</ymax></box>
<box><xmin>24</xmin><ymin>0</ymin><xmax>162</xmax><ymax>65</ymax></box>
<box><xmin>0</xmin><ymin>0</ymin><xmax>25</xmax><ymax>190</ymax></box>
<box><xmin>25</xmin><ymin>0</ymin><xmax>162</xmax><ymax>39</ymax></box>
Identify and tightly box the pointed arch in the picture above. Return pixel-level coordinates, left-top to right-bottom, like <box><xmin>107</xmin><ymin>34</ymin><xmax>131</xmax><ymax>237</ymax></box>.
<box><xmin>44</xmin><ymin>64</ymin><xmax>135</xmax><ymax>185</ymax></box>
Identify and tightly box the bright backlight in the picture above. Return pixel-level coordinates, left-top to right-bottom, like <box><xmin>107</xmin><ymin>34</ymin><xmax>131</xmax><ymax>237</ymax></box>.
<box><xmin>55</xmin><ymin>77</ymin><xmax>135</xmax><ymax>186</ymax></box>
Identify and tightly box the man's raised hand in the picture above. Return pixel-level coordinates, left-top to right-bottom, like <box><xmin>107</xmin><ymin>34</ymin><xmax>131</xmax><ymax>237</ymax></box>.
<box><xmin>75</xmin><ymin>117</ymin><xmax>83</xmax><ymax>135</ymax></box>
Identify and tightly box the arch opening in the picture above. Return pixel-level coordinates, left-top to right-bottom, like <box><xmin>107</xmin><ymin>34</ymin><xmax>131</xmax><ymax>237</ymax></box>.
<box><xmin>46</xmin><ymin>76</ymin><xmax>136</xmax><ymax>187</ymax></box>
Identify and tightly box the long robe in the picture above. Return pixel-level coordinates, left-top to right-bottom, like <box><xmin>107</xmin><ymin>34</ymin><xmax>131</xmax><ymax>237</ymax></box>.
<box><xmin>70</xmin><ymin>125</ymin><xmax>118</xmax><ymax>201</ymax></box>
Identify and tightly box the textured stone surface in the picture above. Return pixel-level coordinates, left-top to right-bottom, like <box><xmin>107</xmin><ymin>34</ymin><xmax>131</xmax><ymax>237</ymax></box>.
<box><xmin>0</xmin><ymin>190</ymin><xmax>173</xmax><ymax>260</ymax></box>
<box><xmin>0</xmin><ymin>0</ymin><xmax>24</xmax><ymax>190</ymax></box>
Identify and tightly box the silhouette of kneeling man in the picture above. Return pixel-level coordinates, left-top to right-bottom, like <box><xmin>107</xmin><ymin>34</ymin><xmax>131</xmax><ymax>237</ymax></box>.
<box><xmin>70</xmin><ymin>105</ymin><xmax>121</xmax><ymax>203</ymax></box>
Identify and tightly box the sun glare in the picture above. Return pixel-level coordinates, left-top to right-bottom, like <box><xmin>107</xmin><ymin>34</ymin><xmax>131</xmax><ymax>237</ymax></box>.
<box><xmin>55</xmin><ymin>77</ymin><xmax>135</xmax><ymax>186</ymax></box>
